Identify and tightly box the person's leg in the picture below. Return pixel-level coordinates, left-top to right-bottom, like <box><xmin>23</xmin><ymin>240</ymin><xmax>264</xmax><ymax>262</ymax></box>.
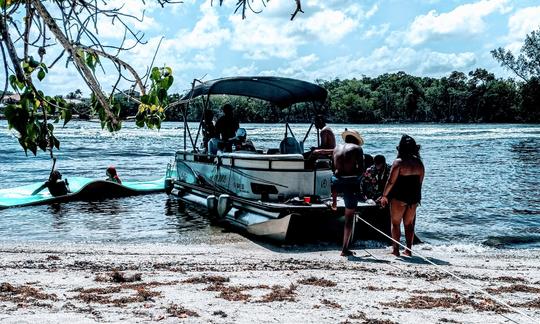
<box><xmin>389</xmin><ymin>199</ymin><xmax>407</xmax><ymax>256</ymax></box>
<box><xmin>402</xmin><ymin>204</ymin><xmax>418</xmax><ymax>256</ymax></box>
<box><xmin>341</xmin><ymin>207</ymin><xmax>355</xmax><ymax>256</ymax></box>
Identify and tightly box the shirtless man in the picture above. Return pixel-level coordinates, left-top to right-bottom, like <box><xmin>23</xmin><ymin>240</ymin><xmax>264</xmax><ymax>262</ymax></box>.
<box><xmin>314</xmin><ymin>115</ymin><xmax>336</xmax><ymax>149</ymax></box>
<box><xmin>331</xmin><ymin>130</ymin><xmax>364</xmax><ymax>256</ymax></box>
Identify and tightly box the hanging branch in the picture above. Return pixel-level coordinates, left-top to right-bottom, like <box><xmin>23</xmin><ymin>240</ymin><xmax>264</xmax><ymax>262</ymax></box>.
<box><xmin>1</xmin><ymin>0</ymin><xmax>305</xmax><ymax>156</ymax></box>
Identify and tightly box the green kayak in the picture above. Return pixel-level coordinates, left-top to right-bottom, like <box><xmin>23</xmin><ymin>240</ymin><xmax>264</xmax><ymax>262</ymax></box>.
<box><xmin>0</xmin><ymin>177</ymin><xmax>167</xmax><ymax>209</ymax></box>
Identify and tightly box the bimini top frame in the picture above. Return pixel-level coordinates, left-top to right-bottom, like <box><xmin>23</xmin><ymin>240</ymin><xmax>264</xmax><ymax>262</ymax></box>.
<box><xmin>176</xmin><ymin>76</ymin><xmax>328</xmax><ymax>151</ymax></box>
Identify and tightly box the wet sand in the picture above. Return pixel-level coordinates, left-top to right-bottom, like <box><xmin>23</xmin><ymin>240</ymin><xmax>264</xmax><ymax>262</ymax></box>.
<box><xmin>0</xmin><ymin>235</ymin><xmax>539</xmax><ymax>324</ymax></box>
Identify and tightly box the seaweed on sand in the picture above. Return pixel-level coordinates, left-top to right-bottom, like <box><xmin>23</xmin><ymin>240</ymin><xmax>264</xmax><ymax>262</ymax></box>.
<box><xmin>183</xmin><ymin>275</ymin><xmax>230</xmax><ymax>284</ymax></box>
<box><xmin>384</xmin><ymin>294</ymin><xmax>509</xmax><ymax>313</ymax></box>
<box><xmin>512</xmin><ymin>297</ymin><xmax>540</xmax><ymax>309</ymax></box>
<box><xmin>298</xmin><ymin>276</ymin><xmax>337</xmax><ymax>287</ymax></box>
<box><xmin>74</xmin><ymin>287</ymin><xmax>160</xmax><ymax>306</ymax></box>
<box><xmin>166</xmin><ymin>303</ymin><xmax>199</xmax><ymax>318</ymax></box>
<box><xmin>320</xmin><ymin>298</ymin><xmax>342</xmax><ymax>309</ymax></box>
<box><xmin>0</xmin><ymin>282</ymin><xmax>58</xmax><ymax>304</ymax></box>
<box><xmin>94</xmin><ymin>270</ymin><xmax>142</xmax><ymax>283</ymax></box>
<box><xmin>257</xmin><ymin>284</ymin><xmax>297</xmax><ymax>303</ymax></box>
<box><xmin>486</xmin><ymin>284</ymin><xmax>540</xmax><ymax>294</ymax></box>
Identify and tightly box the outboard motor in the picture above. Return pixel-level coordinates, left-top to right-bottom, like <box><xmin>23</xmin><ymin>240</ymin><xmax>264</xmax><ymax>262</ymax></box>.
<box><xmin>217</xmin><ymin>194</ymin><xmax>232</xmax><ymax>218</ymax></box>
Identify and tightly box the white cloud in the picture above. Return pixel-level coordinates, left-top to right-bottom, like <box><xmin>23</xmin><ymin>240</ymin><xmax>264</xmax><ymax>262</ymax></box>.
<box><xmin>419</xmin><ymin>51</ymin><xmax>477</xmax><ymax>74</ymax></box>
<box><xmin>172</xmin><ymin>2</ymin><xmax>231</xmax><ymax>51</ymax></box>
<box><xmin>404</xmin><ymin>0</ymin><xmax>512</xmax><ymax>46</ymax></box>
<box><xmin>505</xmin><ymin>6</ymin><xmax>540</xmax><ymax>52</ymax></box>
<box><xmin>297</xmin><ymin>46</ymin><xmax>477</xmax><ymax>80</ymax></box>
<box><xmin>363</xmin><ymin>23</ymin><xmax>390</xmax><ymax>39</ymax></box>
<box><xmin>222</xmin><ymin>63</ymin><xmax>258</xmax><ymax>76</ymax></box>
<box><xmin>227</xmin><ymin>0</ymin><xmax>373</xmax><ymax>59</ymax></box>
<box><xmin>301</xmin><ymin>10</ymin><xmax>359</xmax><ymax>44</ymax></box>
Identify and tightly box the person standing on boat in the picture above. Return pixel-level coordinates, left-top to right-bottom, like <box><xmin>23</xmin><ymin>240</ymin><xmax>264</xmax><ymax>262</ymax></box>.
<box><xmin>201</xmin><ymin>109</ymin><xmax>216</xmax><ymax>153</ymax></box>
<box><xmin>380</xmin><ymin>135</ymin><xmax>424</xmax><ymax>257</ymax></box>
<box><xmin>215</xmin><ymin>104</ymin><xmax>239</xmax><ymax>151</ymax></box>
<box><xmin>331</xmin><ymin>130</ymin><xmax>365</xmax><ymax>256</ymax></box>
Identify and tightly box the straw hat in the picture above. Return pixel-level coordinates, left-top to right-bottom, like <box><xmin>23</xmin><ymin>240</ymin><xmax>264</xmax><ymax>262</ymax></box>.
<box><xmin>341</xmin><ymin>129</ymin><xmax>364</xmax><ymax>146</ymax></box>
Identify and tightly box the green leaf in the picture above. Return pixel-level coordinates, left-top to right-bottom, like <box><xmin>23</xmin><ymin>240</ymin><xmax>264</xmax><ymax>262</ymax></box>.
<box><xmin>62</xmin><ymin>109</ymin><xmax>72</xmax><ymax>126</ymax></box>
<box><xmin>140</xmin><ymin>94</ymin><xmax>149</xmax><ymax>104</ymax></box>
<box><xmin>37</xmin><ymin>69</ymin><xmax>46</xmax><ymax>81</ymax></box>
<box><xmin>39</xmin><ymin>63</ymin><xmax>49</xmax><ymax>73</ymax></box>
<box><xmin>151</xmin><ymin>67</ymin><xmax>160</xmax><ymax>81</ymax></box>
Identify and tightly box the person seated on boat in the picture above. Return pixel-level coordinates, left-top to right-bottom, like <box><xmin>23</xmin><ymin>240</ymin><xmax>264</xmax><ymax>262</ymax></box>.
<box><xmin>362</xmin><ymin>155</ymin><xmax>391</xmax><ymax>202</ymax></box>
<box><xmin>31</xmin><ymin>170</ymin><xmax>71</xmax><ymax>197</ymax></box>
<box><xmin>231</xmin><ymin>128</ymin><xmax>256</xmax><ymax>152</ymax></box>
<box><xmin>330</xmin><ymin>130</ymin><xmax>365</xmax><ymax>257</ymax></box>
<box><xmin>201</xmin><ymin>109</ymin><xmax>217</xmax><ymax>153</ymax></box>
<box><xmin>106</xmin><ymin>166</ymin><xmax>122</xmax><ymax>184</ymax></box>
<box><xmin>364</xmin><ymin>154</ymin><xmax>374</xmax><ymax>169</ymax></box>
<box><xmin>305</xmin><ymin>115</ymin><xmax>336</xmax><ymax>160</ymax></box>
<box><xmin>215</xmin><ymin>104</ymin><xmax>239</xmax><ymax>152</ymax></box>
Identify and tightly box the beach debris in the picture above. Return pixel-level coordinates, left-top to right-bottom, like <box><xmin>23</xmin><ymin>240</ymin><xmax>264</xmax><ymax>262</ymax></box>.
<box><xmin>95</xmin><ymin>271</ymin><xmax>142</xmax><ymax>283</ymax></box>
<box><xmin>213</xmin><ymin>285</ymin><xmax>252</xmax><ymax>302</ymax></box>
<box><xmin>341</xmin><ymin>318</ymin><xmax>398</xmax><ymax>324</ymax></box>
<box><xmin>512</xmin><ymin>297</ymin><xmax>540</xmax><ymax>309</ymax></box>
<box><xmin>213</xmin><ymin>310</ymin><xmax>228</xmax><ymax>317</ymax></box>
<box><xmin>258</xmin><ymin>284</ymin><xmax>297</xmax><ymax>303</ymax></box>
<box><xmin>0</xmin><ymin>282</ymin><xmax>58</xmax><ymax>304</ymax></box>
<box><xmin>438</xmin><ymin>318</ymin><xmax>461</xmax><ymax>323</ymax></box>
<box><xmin>495</xmin><ymin>276</ymin><xmax>527</xmax><ymax>283</ymax></box>
<box><xmin>166</xmin><ymin>303</ymin><xmax>199</xmax><ymax>318</ymax></box>
<box><xmin>385</xmin><ymin>294</ymin><xmax>509</xmax><ymax>313</ymax></box>
<box><xmin>348</xmin><ymin>311</ymin><xmax>367</xmax><ymax>320</ymax></box>
<box><xmin>74</xmin><ymin>287</ymin><xmax>161</xmax><ymax>306</ymax></box>
<box><xmin>320</xmin><ymin>298</ymin><xmax>342</xmax><ymax>309</ymax></box>
<box><xmin>298</xmin><ymin>276</ymin><xmax>337</xmax><ymax>287</ymax></box>
<box><xmin>183</xmin><ymin>275</ymin><xmax>230</xmax><ymax>284</ymax></box>
<box><xmin>486</xmin><ymin>284</ymin><xmax>540</xmax><ymax>294</ymax></box>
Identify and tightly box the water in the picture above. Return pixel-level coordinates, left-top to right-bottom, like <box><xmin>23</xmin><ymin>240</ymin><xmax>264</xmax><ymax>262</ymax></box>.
<box><xmin>0</xmin><ymin>121</ymin><xmax>539</xmax><ymax>249</ymax></box>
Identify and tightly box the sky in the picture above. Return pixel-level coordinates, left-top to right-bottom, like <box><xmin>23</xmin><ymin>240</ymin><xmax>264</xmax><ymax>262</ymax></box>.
<box><xmin>9</xmin><ymin>0</ymin><xmax>540</xmax><ymax>96</ymax></box>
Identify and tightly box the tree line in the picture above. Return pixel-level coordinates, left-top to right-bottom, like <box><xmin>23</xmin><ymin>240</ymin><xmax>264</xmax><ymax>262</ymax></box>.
<box><xmin>4</xmin><ymin>68</ymin><xmax>537</xmax><ymax>124</ymax></box>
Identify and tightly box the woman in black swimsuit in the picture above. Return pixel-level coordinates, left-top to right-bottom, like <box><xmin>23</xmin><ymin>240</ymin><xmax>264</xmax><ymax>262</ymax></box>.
<box><xmin>380</xmin><ymin>135</ymin><xmax>424</xmax><ymax>257</ymax></box>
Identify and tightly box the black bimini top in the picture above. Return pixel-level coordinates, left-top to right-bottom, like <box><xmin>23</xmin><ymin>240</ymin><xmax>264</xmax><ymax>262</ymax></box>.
<box><xmin>181</xmin><ymin>76</ymin><xmax>328</xmax><ymax>107</ymax></box>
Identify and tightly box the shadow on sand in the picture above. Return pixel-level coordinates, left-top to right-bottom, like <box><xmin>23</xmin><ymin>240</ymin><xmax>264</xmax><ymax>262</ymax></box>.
<box><xmin>397</xmin><ymin>255</ymin><xmax>450</xmax><ymax>266</ymax></box>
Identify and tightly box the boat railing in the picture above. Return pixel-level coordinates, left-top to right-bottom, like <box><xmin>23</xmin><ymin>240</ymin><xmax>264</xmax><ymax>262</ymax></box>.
<box><xmin>175</xmin><ymin>150</ymin><xmax>332</xmax><ymax>172</ymax></box>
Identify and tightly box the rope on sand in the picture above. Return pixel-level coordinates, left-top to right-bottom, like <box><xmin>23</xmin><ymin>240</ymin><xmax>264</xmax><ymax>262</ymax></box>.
<box><xmin>355</xmin><ymin>215</ymin><xmax>539</xmax><ymax>324</ymax></box>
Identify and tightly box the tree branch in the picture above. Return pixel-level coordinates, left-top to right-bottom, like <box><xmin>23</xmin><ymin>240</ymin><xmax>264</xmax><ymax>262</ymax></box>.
<box><xmin>30</xmin><ymin>0</ymin><xmax>119</xmax><ymax>127</ymax></box>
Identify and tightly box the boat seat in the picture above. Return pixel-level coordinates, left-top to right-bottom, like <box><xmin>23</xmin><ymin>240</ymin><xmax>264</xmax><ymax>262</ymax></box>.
<box><xmin>267</xmin><ymin>148</ymin><xmax>280</xmax><ymax>155</ymax></box>
<box><xmin>279</xmin><ymin>137</ymin><xmax>303</xmax><ymax>154</ymax></box>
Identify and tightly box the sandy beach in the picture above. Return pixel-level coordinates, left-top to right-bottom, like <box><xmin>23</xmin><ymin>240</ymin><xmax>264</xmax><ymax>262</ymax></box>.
<box><xmin>0</xmin><ymin>233</ymin><xmax>539</xmax><ymax>324</ymax></box>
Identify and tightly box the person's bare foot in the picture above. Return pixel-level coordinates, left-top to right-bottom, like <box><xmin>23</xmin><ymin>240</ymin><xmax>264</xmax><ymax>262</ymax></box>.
<box><xmin>390</xmin><ymin>250</ymin><xmax>400</xmax><ymax>257</ymax></box>
<box><xmin>403</xmin><ymin>250</ymin><xmax>412</xmax><ymax>257</ymax></box>
<box><xmin>341</xmin><ymin>250</ymin><xmax>355</xmax><ymax>257</ymax></box>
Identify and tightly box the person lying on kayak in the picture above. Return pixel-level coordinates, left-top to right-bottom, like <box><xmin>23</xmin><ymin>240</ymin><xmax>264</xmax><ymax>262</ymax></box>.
<box><xmin>31</xmin><ymin>170</ymin><xmax>71</xmax><ymax>197</ymax></box>
<box><xmin>106</xmin><ymin>166</ymin><xmax>122</xmax><ymax>184</ymax></box>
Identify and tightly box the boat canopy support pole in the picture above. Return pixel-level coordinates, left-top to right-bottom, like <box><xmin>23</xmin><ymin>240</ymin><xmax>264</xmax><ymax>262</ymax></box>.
<box><xmin>193</xmin><ymin>95</ymin><xmax>209</xmax><ymax>152</ymax></box>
